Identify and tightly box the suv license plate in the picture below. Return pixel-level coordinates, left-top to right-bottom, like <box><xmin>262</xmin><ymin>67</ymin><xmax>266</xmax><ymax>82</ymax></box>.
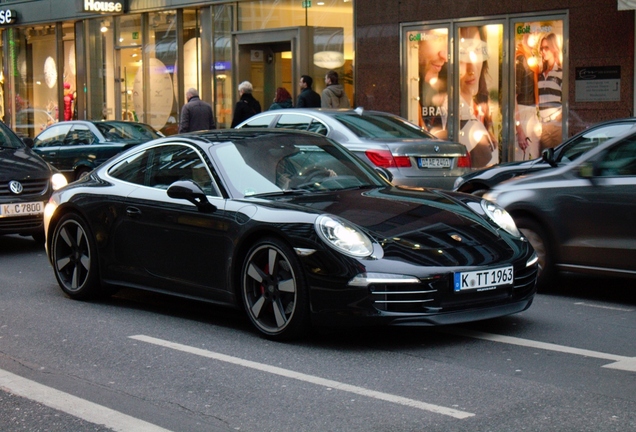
<box><xmin>454</xmin><ymin>266</ymin><xmax>514</xmax><ymax>292</ymax></box>
<box><xmin>418</xmin><ymin>158</ymin><xmax>450</xmax><ymax>168</ymax></box>
<box><xmin>1</xmin><ymin>201</ymin><xmax>45</xmax><ymax>217</ymax></box>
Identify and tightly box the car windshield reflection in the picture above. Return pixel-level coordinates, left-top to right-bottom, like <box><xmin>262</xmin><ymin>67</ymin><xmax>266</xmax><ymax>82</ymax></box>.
<box><xmin>211</xmin><ymin>134</ymin><xmax>384</xmax><ymax>197</ymax></box>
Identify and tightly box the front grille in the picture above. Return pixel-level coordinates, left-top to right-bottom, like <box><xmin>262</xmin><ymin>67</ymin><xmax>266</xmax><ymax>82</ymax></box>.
<box><xmin>0</xmin><ymin>214</ymin><xmax>43</xmax><ymax>231</ymax></box>
<box><xmin>514</xmin><ymin>264</ymin><xmax>538</xmax><ymax>291</ymax></box>
<box><xmin>0</xmin><ymin>178</ymin><xmax>49</xmax><ymax>197</ymax></box>
<box><xmin>371</xmin><ymin>277</ymin><xmax>444</xmax><ymax>313</ymax></box>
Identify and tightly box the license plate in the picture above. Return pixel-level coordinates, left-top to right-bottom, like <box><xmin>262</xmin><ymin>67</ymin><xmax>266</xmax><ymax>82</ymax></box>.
<box><xmin>418</xmin><ymin>158</ymin><xmax>450</xmax><ymax>168</ymax></box>
<box><xmin>0</xmin><ymin>201</ymin><xmax>45</xmax><ymax>217</ymax></box>
<box><xmin>454</xmin><ymin>266</ymin><xmax>514</xmax><ymax>292</ymax></box>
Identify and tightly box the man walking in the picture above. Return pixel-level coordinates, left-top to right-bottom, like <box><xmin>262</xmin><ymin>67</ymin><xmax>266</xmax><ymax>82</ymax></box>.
<box><xmin>321</xmin><ymin>70</ymin><xmax>350</xmax><ymax>108</ymax></box>
<box><xmin>179</xmin><ymin>88</ymin><xmax>215</xmax><ymax>133</ymax></box>
<box><xmin>296</xmin><ymin>75</ymin><xmax>321</xmax><ymax>108</ymax></box>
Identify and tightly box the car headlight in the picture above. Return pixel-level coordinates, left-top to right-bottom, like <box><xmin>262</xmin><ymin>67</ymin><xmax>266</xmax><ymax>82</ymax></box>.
<box><xmin>315</xmin><ymin>215</ymin><xmax>373</xmax><ymax>258</ymax></box>
<box><xmin>480</xmin><ymin>199</ymin><xmax>520</xmax><ymax>237</ymax></box>
<box><xmin>51</xmin><ymin>173</ymin><xmax>68</xmax><ymax>191</ymax></box>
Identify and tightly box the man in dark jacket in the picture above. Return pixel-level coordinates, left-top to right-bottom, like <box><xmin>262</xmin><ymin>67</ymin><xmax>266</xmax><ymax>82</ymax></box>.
<box><xmin>296</xmin><ymin>75</ymin><xmax>321</xmax><ymax>108</ymax></box>
<box><xmin>231</xmin><ymin>81</ymin><xmax>262</xmax><ymax>127</ymax></box>
<box><xmin>179</xmin><ymin>88</ymin><xmax>215</xmax><ymax>133</ymax></box>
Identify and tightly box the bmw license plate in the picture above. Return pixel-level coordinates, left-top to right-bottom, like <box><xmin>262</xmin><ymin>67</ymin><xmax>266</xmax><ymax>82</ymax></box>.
<box><xmin>0</xmin><ymin>201</ymin><xmax>45</xmax><ymax>217</ymax></box>
<box><xmin>454</xmin><ymin>266</ymin><xmax>514</xmax><ymax>292</ymax></box>
<box><xmin>418</xmin><ymin>158</ymin><xmax>450</xmax><ymax>168</ymax></box>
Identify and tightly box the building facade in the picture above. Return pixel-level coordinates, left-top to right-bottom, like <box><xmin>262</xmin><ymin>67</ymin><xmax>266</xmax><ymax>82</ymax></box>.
<box><xmin>0</xmin><ymin>0</ymin><xmax>353</xmax><ymax>135</ymax></box>
<box><xmin>0</xmin><ymin>0</ymin><xmax>633</xmax><ymax>166</ymax></box>
<box><xmin>356</xmin><ymin>0</ymin><xmax>635</xmax><ymax>165</ymax></box>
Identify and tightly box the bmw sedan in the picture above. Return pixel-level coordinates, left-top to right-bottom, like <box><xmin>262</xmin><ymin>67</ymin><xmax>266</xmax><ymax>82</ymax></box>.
<box><xmin>1</xmin><ymin>121</ymin><xmax>67</xmax><ymax>243</ymax></box>
<box><xmin>31</xmin><ymin>120</ymin><xmax>163</xmax><ymax>182</ymax></box>
<box><xmin>235</xmin><ymin>108</ymin><xmax>470</xmax><ymax>190</ymax></box>
<box><xmin>484</xmin><ymin>129</ymin><xmax>636</xmax><ymax>289</ymax></box>
<box><xmin>454</xmin><ymin>117</ymin><xmax>636</xmax><ymax>195</ymax></box>
<box><xmin>44</xmin><ymin>129</ymin><xmax>537</xmax><ymax>340</ymax></box>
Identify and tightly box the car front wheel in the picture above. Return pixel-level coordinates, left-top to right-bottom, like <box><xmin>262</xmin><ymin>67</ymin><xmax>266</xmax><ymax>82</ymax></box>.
<box><xmin>51</xmin><ymin>213</ymin><xmax>101</xmax><ymax>300</ymax></box>
<box><xmin>516</xmin><ymin>217</ymin><xmax>555</xmax><ymax>290</ymax></box>
<box><xmin>241</xmin><ymin>237</ymin><xmax>310</xmax><ymax>341</ymax></box>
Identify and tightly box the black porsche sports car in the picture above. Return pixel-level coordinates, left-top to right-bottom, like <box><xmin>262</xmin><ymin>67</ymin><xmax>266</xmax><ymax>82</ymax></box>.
<box><xmin>44</xmin><ymin>129</ymin><xmax>538</xmax><ymax>340</ymax></box>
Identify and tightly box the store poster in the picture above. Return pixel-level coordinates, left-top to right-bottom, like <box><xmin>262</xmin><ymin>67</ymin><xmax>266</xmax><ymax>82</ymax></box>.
<box><xmin>513</xmin><ymin>20</ymin><xmax>564</xmax><ymax>161</ymax></box>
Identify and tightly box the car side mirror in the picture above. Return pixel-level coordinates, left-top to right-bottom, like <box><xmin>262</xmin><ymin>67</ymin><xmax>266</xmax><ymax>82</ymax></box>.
<box><xmin>541</xmin><ymin>148</ymin><xmax>557</xmax><ymax>167</ymax></box>
<box><xmin>22</xmin><ymin>137</ymin><xmax>34</xmax><ymax>148</ymax></box>
<box><xmin>578</xmin><ymin>161</ymin><xmax>596</xmax><ymax>179</ymax></box>
<box><xmin>167</xmin><ymin>180</ymin><xmax>217</xmax><ymax>213</ymax></box>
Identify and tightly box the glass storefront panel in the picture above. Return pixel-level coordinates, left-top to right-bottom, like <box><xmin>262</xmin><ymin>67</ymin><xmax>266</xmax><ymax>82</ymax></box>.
<box><xmin>457</xmin><ymin>24</ymin><xmax>502</xmax><ymax>168</ymax></box>
<box><xmin>117</xmin><ymin>14</ymin><xmax>142</xmax><ymax>124</ymax></box>
<box><xmin>146</xmin><ymin>10</ymin><xmax>178</xmax><ymax>135</ymax></box>
<box><xmin>213</xmin><ymin>5</ymin><xmax>233</xmax><ymax>128</ymax></box>
<box><xmin>513</xmin><ymin>19</ymin><xmax>564</xmax><ymax>161</ymax></box>
<box><xmin>87</xmin><ymin>17</ymin><xmax>115</xmax><ymax>121</ymax></box>
<box><xmin>62</xmin><ymin>22</ymin><xmax>77</xmax><ymax>122</ymax></box>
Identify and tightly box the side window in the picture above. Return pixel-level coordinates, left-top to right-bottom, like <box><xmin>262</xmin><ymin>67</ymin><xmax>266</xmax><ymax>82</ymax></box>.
<box><xmin>108</xmin><ymin>149</ymin><xmax>151</xmax><ymax>185</ymax></box>
<box><xmin>561</xmin><ymin>123</ymin><xmax>634</xmax><ymax>163</ymax></box>
<box><xmin>597</xmin><ymin>138</ymin><xmax>636</xmax><ymax>177</ymax></box>
<box><xmin>64</xmin><ymin>126</ymin><xmax>96</xmax><ymax>146</ymax></box>
<box><xmin>308</xmin><ymin>120</ymin><xmax>328</xmax><ymax>136</ymax></box>
<box><xmin>33</xmin><ymin>125</ymin><xmax>72</xmax><ymax>148</ymax></box>
<box><xmin>147</xmin><ymin>145</ymin><xmax>219</xmax><ymax>196</ymax></box>
<box><xmin>275</xmin><ymin>114</ymin><xmax>312</xmax><ymax>131</ymax></box>
<box><xmin>239</xmin><ymin>115</ymin><xmax>274</xmax><ymax>129</ymax></box>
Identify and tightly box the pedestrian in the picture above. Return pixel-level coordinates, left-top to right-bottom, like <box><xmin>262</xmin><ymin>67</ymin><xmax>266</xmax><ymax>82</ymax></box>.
<box><xmin>296</xmin><ymin>75</ymin><xmax>321</xmax><ymax>108</ymax></box>
<box><xmin>269</xmin><ymin>87</ymin><xmax>293</xmax><ymax>110</ymax></box>
<box><xmin>178</xmin><ymin>88</ymin><xmax>215</xmax><ymax>133</ymax></box>
<box><xmin>537</xmin><ymin>32</ymin><xmax>563</xmax><ymax>152</ymax></box>
<box><xmin>321</xmin><ymin>70</ymin><xmax>350</xmax><ymax>108</ymax></box>
<box><xmin>231</xmin><ymin>81</ymin><xmax>262</xmax><ymax>127</ymax></box>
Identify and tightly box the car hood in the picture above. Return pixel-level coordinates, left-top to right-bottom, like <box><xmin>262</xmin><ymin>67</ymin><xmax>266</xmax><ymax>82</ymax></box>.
<box><xmin>254</xmin><ymin>187</ymin><xmax>517</xmax><ymax>267</ymax></box>
<box><xmin>461</xmin><ymin>158</ymin><xmax>547</xmax><ymax>181</ymax></box>
<box><xmin>0</xmin><ymin>146</ymin><xmax>53</xmax><ymax>181</ymax></box>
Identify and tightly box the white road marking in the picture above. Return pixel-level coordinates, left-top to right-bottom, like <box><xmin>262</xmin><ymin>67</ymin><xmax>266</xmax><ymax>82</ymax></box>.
<box><xmin>0</xmin><ymin>369</ymin><xmax>171</xmax><ymax>432</ymax></box>
<box><xmin>443</xmin><ymin>328</ymin><xmax>636</xmax><ymax>372</ymax></box>
<box><xmin>129</xmin><ymin>334</ymin><xmax>475</xmax><ymax>419</ymax></box>
<box><xmin>574</xmin><ymin>302</ymin><xmax>634</xmax><ymax>312</ymax></box>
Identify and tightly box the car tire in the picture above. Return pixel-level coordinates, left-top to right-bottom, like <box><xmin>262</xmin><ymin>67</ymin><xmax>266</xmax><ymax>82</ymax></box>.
<box><xmin>241</xmin><ymin>237</ymin><xmax>310</xmax><ymax>341</ymax></box>
<box><xmin>516</xmin><ymin>217</ymin><xmax>555</xmax><ymax>291</ymax></box>
<box><xmin>75</xmin><ymin>167</ymin><xmax>92</xmax><ymax>180</ymax></box>
<box><xmin>51</xmin><ymin>213</ymin><xmax>101</xmax><ymax>300</ymax></box>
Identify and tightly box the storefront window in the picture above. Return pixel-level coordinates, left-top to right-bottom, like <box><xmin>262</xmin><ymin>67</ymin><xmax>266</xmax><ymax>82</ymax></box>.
<box><xmin>62</xmin><ymin>22</ymin><xmax>77</xmax><ymax>122</ymax></box>
<box><xmin>6</xmin><ymin>26</ymin><xmax>58</xmax><ymax>138</ymax></box>
<box><xmin>87</xmin><ymin>17</ymin><xmax>115</xmax><ymax>121</ymax></box>
<box><xmin>118</xmin><ymin>14</ymin><xmax>142</xmax><ymax>123</ymax></box>
<box><xmin>457</xmin><ymin>24</ymin><xmax>502</xmax><ymax>168</ymax></box>
<box><xmin>513</xmin><ymin>20</ymin><xmax>564</xmax><ymax>161</ymax></box>
<box><xmin>146</xmin><ymin>10</ymin><xmax>178</xmax><ymax>135</ymax></box>
<box><xmin>213</xmin><ymin>5</ymin><xmax>233</xmax><ymax>128</ymax></box>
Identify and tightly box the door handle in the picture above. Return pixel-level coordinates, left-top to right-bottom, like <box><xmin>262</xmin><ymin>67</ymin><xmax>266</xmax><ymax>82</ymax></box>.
<box><xmin>126</xmin><ymin>207</ymin><xmax>142</xmax><ymax>218</ymax></box>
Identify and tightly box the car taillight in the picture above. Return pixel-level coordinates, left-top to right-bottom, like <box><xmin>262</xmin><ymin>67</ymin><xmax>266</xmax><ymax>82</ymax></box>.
<box><xmin>457</xmin><ymin>153</ymin><xmax>471</xmax><ymax>168</ymax></box>
<box><xmin>365</xmin><ymin>150</ymin><xmax>412</xmax><ymax>168</ymax></box>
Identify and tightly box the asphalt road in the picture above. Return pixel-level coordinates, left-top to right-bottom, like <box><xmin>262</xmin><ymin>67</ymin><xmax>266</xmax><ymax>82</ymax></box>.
<box><xmin>1</xmin><ymin>234</ymin><xmax>635</xmax><ymax>431</ymax></box>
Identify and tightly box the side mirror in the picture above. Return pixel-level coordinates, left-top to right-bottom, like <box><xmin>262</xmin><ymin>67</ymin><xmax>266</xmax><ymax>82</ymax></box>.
<box><xmin>22</xmin><ymin>137</ymin><xmax>34</xmax><ymax>148</ymax></box>
<box><xmin>541</xmin><ymin>148</ymin><xmax>557</xmax><ymax>167</ymax></box>
<box><xmin>578</xmin><ymin>161</ymin><xmax>596</xmax><ymax>179</ymax></box>
<box><xmin>167</xmin><ymin>180</ymin><xmax>217</xmax><ymax>213</ymax></box>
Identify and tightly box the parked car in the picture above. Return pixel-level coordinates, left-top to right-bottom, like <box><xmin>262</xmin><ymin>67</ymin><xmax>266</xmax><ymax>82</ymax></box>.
<box><xmin>0</xmin><ymin>120</ymin><xmax>67</xmax><ymax>243</ymax></box>
<box><xmin>235</xmin><ymin>108</ymin><xmax>470</xmax><ymax>189</ymax></box>
<box><xmin>44</xmin><ymin>129</ymin><xmax>537</xmax><ymax>340</ymax></box>
<box><xmin>31</xmin><ymin>120</ymin><xmax>163</xmax><ymax>182</ymax></box>
<box><xmin>484</xmin><ymin>128</ymin><xmax>636</xmax><ymax>289</ymax></box>
<box><xmin>454</xmin><ymin>117</ymin><xmax>636</xmax><ymax>195</ymax></box>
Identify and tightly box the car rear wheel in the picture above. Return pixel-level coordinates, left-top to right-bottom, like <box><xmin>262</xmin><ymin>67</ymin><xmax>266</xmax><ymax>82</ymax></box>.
<box><xmin>51</xmin><ymin>213</ymin><xmax>101</xmax><ymax>300</ymax></box>
<box><xmin>516</xmin><ymin>217</ymin><xmax>554</xmax><ymax>290</ymax></box>
<box><xmin>75</xmin><ymin>167</ymin><xmax>92</xmax><ymax>180</ymax></box>
<box><xmin>241</xmin><ymin>237</ymin><xmax>310</xmax><ymax>341</ymax></box>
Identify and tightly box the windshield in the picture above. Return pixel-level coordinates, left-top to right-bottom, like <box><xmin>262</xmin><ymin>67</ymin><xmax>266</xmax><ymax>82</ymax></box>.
<box><xmin>0</xmin><ymin>122</ymin><xmax>28</xmax><ymax>149</ymax></box>
<box><xmin>96</xmin><ymin>121</ymin><xmax>161</xmax><ymax>141</ymax></box>
<box><xmin>210</xmin><ymin>134</ymin><xmax>386</xmax><ymax>198</ymax></box>
<box><xmin>333</xmin><ymin>113</ymin><xmax>436</xmax><ymax>140</ymax></box>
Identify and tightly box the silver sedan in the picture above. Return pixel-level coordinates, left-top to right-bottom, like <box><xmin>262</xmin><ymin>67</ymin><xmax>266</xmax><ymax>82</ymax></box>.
<box><xmin>235</xmin><ymin>108</ymin><xmax>470</xmax><ymax>189</ymax></box>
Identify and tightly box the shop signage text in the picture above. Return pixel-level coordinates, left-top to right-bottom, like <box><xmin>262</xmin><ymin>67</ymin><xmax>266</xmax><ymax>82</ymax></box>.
<box><xmin>78</xmin><ymin>0</ymin><xmax>126</xmax><ymax>13</ymax></box>
<box><xmin>0</xmin><ymin>9</ymin><xmax>17</xmax><ymax>25</ymax></box>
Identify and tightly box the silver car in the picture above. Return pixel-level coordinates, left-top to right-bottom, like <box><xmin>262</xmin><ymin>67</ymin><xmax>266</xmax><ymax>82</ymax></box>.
<box><xmin>235</xmin><ymin>108</ymin><xmax>470</xmax><ymax>189</ymax></box>
<box><xmin>484</xmin><ymin>129</ymin><xmax>636</xmax><ymax>289</ymax></box>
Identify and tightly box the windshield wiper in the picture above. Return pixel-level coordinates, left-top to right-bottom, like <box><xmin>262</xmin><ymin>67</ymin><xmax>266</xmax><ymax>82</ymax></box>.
<box><xmin>247</xmin><ymin>189</ymin><xmax>312</xmax><ymax>198</ymax></box>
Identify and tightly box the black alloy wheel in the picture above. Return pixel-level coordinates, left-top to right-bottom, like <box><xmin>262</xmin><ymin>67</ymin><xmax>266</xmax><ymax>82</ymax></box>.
<box><xmin>51</xmin><ymin>213</ymin><xmax>101</xmax><ymax>299</ymax></box>
<box><xmin>241</xmin><ymin>237</ymin><xmax>309</xmax><ymax>340</ymax></box>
